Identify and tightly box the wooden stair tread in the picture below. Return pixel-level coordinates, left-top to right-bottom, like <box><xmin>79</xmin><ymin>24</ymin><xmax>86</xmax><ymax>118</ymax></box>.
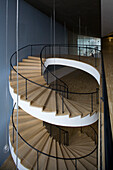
<box><xmin>63</xmin><ymin>97</ymin><xmax>82</xmax><ymax>117</ymax></box>
<box><xmin>18</xmin><ymin>129</ymin><xmax>48</xmax><ymax>161</ymax></box>
<box><xmin>60</xmin><ymin>144</ymin><xmax>75</xmax><ymax>170</ymax></box>
<box><xmin>34</xmin><ymin>137</ymin><xmax>53</xmax><ymax>170</ymax></box>
<box><xmin>56</xmin><ymin>142</ymin><xmax>67</xmax><ymax>170</ymax></box>
<box><xmin>44</xmin><ymin>91</ymin><xmax>56</xmax><ymax>112</ymax></box>
<box><xmin>21</xmin><ymin>133</ymin><xmax>49</xmax><ymax>169</ymax></box>
<box><xmin>68</xmin><ymin>148</ymin><xmax>97</xmax><ymax>170</ymax></box>
<box><xmin>32</xmin><ymin>89</ymin><xmax>52</xmax><ymax>108</ymax></box>
<box><xmin>62</xmin><ymin>145</ymin><xmax>86</xmax><ymax>170</ymax></box>
<box><xmin>47</xmin><ymin>139</ymin><xmax>57</xmax><ymax>170</ymax></box>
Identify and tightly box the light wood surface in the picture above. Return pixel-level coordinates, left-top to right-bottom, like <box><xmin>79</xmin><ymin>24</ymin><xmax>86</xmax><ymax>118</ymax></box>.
<box><xmin>10</xmin><ymin>56</ymin><xmax>99</xmax><ymax>119</ymax></box>
<box><xmin>9</xmin><ymin>108</ymin><xmax>97</xmax><ymax>170</ymax></box>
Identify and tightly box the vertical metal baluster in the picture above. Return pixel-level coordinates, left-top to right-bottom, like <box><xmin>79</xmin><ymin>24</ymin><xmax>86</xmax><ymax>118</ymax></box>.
<box><xmin>91</xmin><ymin>93</ymin><xmax>93</xmax><ymax>113</ymax></box>
<box><xmin>50</xmin><ymin>124</ymin><xmax>52</xmax><ymax>136</ymax></box>
<box><xmin>96</xmin><ymin>88</ymin><xmax>99</xmax><ymax>104</ymax></box>
<box><xmin>47</xmin><ymin>70</ymin><xmax>48</xmax><ymax>85</ymax></box>
<box><xmin>86</xmin><ymin>45</ymin><xmax>87</xmax><ymax>56</ymax></box>
<box><xmin>26</xmin><ymin>79</ymin><xmax>27</xmax><ymax>100</ymax></box>
<box><xmin>95</xmin><ymin>49</ymin><xmax>97</xmax><ymax>67</ymax></box>
<box><xmin>59</xmin><ymin>128</ymin><xmax>61</xmax><ymax>144</ymax></box>
<box><xmin>64</xmin><ymin>132</ymin><xmax>65</xmax><ymax>145</ymax></box>
<box><xmin>37</xmin><ymin>151</ymin><xmax>39</xmax><ymax>170</ymax></box>
<box><xmin>67</xmin><ymin>87</ymin><xmax>68</xmax><ymax>99</ymax></box>
<box><xmin>66</xmin><ymin>132</ymin><xmax>69</xmax><ymax>146</ymax></box>
<box><xmin>62</xmin><ymin>92</ymin><xmax>64</xmax><ymax>113</ymax></box>
<box><xmin>75</xmin><ymin>159</ymin><xmax>77</xmax><ymax>170</ymax></box>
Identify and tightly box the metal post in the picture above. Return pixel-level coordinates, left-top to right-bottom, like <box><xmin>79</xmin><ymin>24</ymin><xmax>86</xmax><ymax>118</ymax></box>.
<box><xmin>50</xmin><ymin>124</ymin><xmax>52</xmax><ymax>136</ymax></box>
<box><xmin>91</xmin><ymin>93</ymin><xmax>93</xmax><ymax>112</ymax></box>
<box><xmin>31</xmin><ymin>45</ymin><xmax>32</xmax><ymax>56</ymax></box>
<box><xmin>37</xmin><ymin>151</ymin><xmax>39</xmax><ymax>170</ymax></box>
<box><xmin>13</xmin><ymin>126</ymin><xmax>14</xmax><ymax>144</ymax></box>
<box><xmin>62</xmin><ymin>92</ymin><xmax>64</xmax><ymax>113</ymax></box>
<box><xmin>67</xmin><ymin>88</ymin><xmax>68</xmax><ymax>99</ymax></box>
<box><xmin>95</xmin><ymin>49</ymin><xmax>97</xmax><ymax>67</ymax></box>
<box><xmin>96</xmin><ymin>88</ymin><xmax>99</xmax><ymax>104</ymax></box>
<box><xmin>59</xmin><ymin>128</ymin><xmax>61</xmax><ymax>144</ymax></box>
<box><xmin>26</xmin><ymin>79</ymin><xmax>27</xmax><ymax>100</ymax></box>
<box><xmin>64</xmin><ymin>132</ymin><xmax>65</xmax><ymax>145</ymax></box>
<box><xmin>56</xmin><ymin>79</ymin><xmax>57</xmax><ymax>91</ymax></box>
<box><xmin>75</xmin><ymin>159</ymin><xmax>77</xmax><ymax>170</ymax></box>
<box><xmin>66</xmin><ymin>132</ymin><xmax>69</xmax><ymax>146</ymax></box>
<box><xmin>86</xmin><ymin>45</ymin><xmax>87</xmax><ymax>56</ymax></box>
<box><xmin>47</xmin><ymin>70</ymin><xmax>48</xmax><ymax>85</ymax></box>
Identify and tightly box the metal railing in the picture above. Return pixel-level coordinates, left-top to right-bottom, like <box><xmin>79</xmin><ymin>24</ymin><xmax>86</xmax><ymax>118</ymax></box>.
<box><xmin>10</xmin><ymin>44</ymin><xmax>100</xmax><ymax>117</ymax></box>
<box><xmin>43</xmin><ymin>121</ymin><xmax>69</xmax><ymax>146</ymax></box>
<box><xmin>12</xmin><ymin>103</ymin><xmax>98</xmax><ymax>170</ymax></box>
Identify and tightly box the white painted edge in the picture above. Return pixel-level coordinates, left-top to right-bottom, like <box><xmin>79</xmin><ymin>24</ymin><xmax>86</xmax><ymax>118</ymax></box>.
<box><xmin>9</xmin><ymin>83</ymin><xmax>99</xmax><ymax>127</ymax></box>
<box><xmin>9</xmin><ymin>136</ymin><xmax>28</xmax><ymax>170</ymax></box>
<box><xmin>44</xmin><ymin>58</ymin><xmax>100</xmax><ymax>85</ymax></box>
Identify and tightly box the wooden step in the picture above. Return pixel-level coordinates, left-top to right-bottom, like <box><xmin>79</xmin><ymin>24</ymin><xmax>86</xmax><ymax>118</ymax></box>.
<box><xmin>28</xmin><ymin>56</ymin><xmax>41</xmax><ymax>60</ymax></box>
<box><xmin>47</xmin><ymin>139</ymin><xmax>57</xmax><ymax>170</ymax></box>
<box><xmin>18</xmin><ymin>129</ymin><xmax>48</xmax><ymax>161</ymax></box>
<box><xmin>13</xmin><ymin>65</ymin><xmax>41</xmax><ymax>70</ymax></box>
<box><xmin>70</xmin><ymin>149</ymin><xmax>97</xmax><ymax>167</ymax></box>
<box><xmin>68</xmin><ymin>99</ymin><xmax>91</xmax><ymax>117</ymax></box>
<box><xmin>21</xmin><ymin>133</ymin><xmax>49</xmax><ymax>169</ymax></box>
<box><xmin>10</xmin><ymin>126</ymin><xmax>45</xmax><ymax>150</ymax></box>
<box><xmin>63</xmin><ymin>146</ymin><xmax>87</xmax><ymax>170</ymax></box>
<box><xmin>29</xmin><ymin>88</ymin><xmax>48</xmax><ymax>103</ymax></box>
<box><xmin>31</xmin><ymin>89</ymin><xmax>52</xmax><ymax>108</ymax></box>
<box><xmin>11</xmin><ymin>69</ymin><xmax>41</xmax><ymax>74</ymax></box>
<box><xmin>22</xmin><ymin>58</ymin><xmax>41</xmax><ymax>63</ymax></box>
<box><xmin>33</xmin><ymin>137</ymin><xmax>53</xmax><ymax>170</ymax></box>
<box><xmin>60</xmin><ymin>144</ymin><xmax>75</xmax><ymax>170</ymax></box>
<box><xmin>43</xmin><ymin>91</ymin><xmax>56</xmax><ymax>112</ymax></box>
<box><xmin>18</xmin><ymin>62</ymin><xmax>41</xmax><ymax>66</ymax></box>
<box><xmin>56</xmin><ymin>142</ymin><xmax>67</xmax><ymax>170</ymax></box>
<box><xmin>10</xmin><ymin>76</ymin><xmax>44</xmax><ymax>86</ymax></box>
<box><xmin>63</xmin><ymin>97</ymin><xmax>82</xmax><ymax>118</ymax></box>
<box><xmin>67</xmin><ymin>148</ymin><xmax>97</xmax><ymax>170</ymax></box>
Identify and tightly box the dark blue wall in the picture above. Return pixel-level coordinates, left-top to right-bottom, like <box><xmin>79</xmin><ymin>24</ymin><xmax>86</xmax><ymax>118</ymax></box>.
<box><xmin>0</xmin><ymin>0</ymin><xmax>67</xmax><ymax>166</ymax></box>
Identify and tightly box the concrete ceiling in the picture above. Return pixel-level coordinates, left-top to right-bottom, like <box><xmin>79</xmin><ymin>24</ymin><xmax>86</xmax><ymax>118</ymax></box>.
<box><xmin>25</xmin><ymin>0</ymin><xmax>101</xmax><ymax>37</ymax></box>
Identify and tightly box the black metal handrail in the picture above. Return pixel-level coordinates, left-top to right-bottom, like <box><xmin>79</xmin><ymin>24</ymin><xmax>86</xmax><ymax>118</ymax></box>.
<box><xmin>10</xmin><ymin>43</ymin><xmax>100</xmax><ymax>115</ymax></box>
<box><xmin>12</xmin><ymin>103</ymin><xmax>98</xmax><ymax>169</ymax></box>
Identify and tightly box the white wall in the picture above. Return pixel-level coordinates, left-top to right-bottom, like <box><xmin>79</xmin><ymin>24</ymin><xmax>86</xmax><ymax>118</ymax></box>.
<box><xmin>0</xmin><ymin>0</ymin><xmax>67</xmax><ymax>166</ymax></box>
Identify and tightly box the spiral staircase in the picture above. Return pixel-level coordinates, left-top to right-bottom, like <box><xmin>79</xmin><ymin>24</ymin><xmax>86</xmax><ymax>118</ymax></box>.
<box><xmin>9</xmin><ymin>44</ymin><xmax>100</xmax><ymax>170</ymax></box>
